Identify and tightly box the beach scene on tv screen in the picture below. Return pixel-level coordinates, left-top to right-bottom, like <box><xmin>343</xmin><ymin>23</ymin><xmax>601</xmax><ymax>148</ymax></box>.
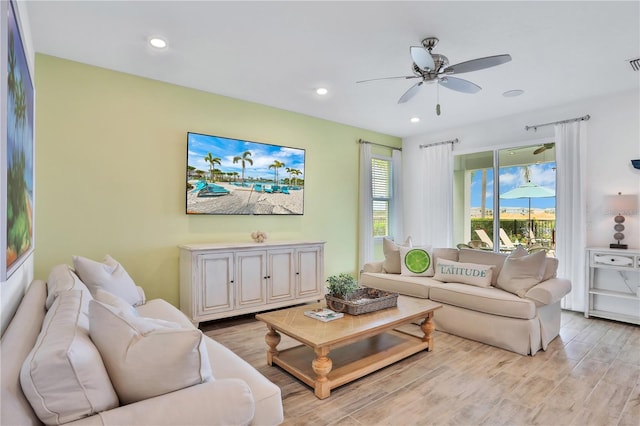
<box><xmin>186</xmin><ymin>133</ymin><xmax>305</xmax><ymax>215</ymax></box>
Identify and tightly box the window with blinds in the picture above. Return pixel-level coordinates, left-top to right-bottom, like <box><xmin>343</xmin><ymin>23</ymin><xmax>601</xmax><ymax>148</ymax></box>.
<box><xmin>372</xmin><ymin>157</ymin><xmax>391</xmax><ymax>237</ymax></box>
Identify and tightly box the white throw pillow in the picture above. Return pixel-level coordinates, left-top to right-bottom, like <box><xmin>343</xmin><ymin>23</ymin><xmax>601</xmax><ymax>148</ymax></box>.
<box><xmin>20</xmin><ymin>291</ymin><xmax>119</xmax><ymax>425</ymax></box>
<box><xmin>73</xmin><ymin>255</ymin><xmax>144</xmax><ymax>306</ymax></box>
<box><xmin>433</xmin><ymin>258</ymin><xmax>494</xmax><ymax>288</ymax></box>
<box><xmin>88</xmin><ymin>300</ymin><xmax>214</xmax><ymax>405</ymax></box>
<box><xmin>382</xmin><ymin>237</ymin><xmax>413</xmax><ymax>274</ymax></box>
<box><xmin>497</xmin><ymin>249</ymin><xmax>547</xmax><ymax>297</ymax></box>
<box><xmin>399</xmin><ymin>245</ymin><xmax>434</xmax><ymax>277</ymax></box>
<box><xmin>93</xmin><ymin>288</ymin><xmax>139</xmax><ymax>317</ymax></box>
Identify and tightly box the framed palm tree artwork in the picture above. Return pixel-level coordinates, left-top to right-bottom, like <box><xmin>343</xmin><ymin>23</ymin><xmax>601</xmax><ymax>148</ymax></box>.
<box><xmin>186</xmin><ymin>132</ymin><xmax>305</xmax><ymax>215</ymax></box>
<box><xmin>1</xmin><ymin>0</ymin><xmax>35</xmax><ymax>280</ymax></box>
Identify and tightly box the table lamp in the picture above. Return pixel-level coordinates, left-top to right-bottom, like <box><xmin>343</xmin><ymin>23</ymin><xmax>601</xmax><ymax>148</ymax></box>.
<box><xmin>606</xmin><ymin>192</ymin><xmax>638</xmax><ymax>249</ymax></box>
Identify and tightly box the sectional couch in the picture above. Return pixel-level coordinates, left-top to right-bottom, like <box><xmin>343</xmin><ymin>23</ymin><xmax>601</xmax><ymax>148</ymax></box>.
<box><xmin>1</xmin><ymin>257</ymin><xmax>284</xmax><ymax>426</ymax></box>
<box><xmin>360</xmin><ymin>242</ymin><xmax>572</xmax><ymax>355</ymax></box>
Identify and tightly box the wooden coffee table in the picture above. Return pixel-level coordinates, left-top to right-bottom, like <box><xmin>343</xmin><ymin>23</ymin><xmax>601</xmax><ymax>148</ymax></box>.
<box><xmin>255</xmin><ymin>296</ymin><xmax>442</xmax><ymax>399</ymax></box>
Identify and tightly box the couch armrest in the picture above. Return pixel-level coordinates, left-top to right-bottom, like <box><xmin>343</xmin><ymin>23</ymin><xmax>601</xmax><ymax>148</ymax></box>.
<box><xmin>362</xmin><ymin>261</ymin><xmax>384</xmax><ymax>273</ymax></box>
<box><xmin>66</xmin><ymin>379</ymin><xmax>255</xmax><ymax>426</ymax></box>
<box><xmin>525</xmin><ymin>277</ymin><xmax>572</xmax><ymax>307</ymax></box>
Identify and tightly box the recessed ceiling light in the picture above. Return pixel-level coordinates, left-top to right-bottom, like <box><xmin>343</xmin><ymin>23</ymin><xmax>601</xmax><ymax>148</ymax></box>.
<box><xmin>410</xmin><ymin>117</ymin><xmax>420</xmax><ymax>123</ymax></box>
<box><xmin>149</xmin><ymin>37</ymin><xmax>167</xmax><ymax>49</ymax></box>
<box><xmin>502</xmin><ymin>89</ymin><xmax>524</xmax><ymax>97</ymax></box>
<box><xmin>316</xmin><ymin>88</ymin><xmax>328</xmax><ymax>95</ymax></box>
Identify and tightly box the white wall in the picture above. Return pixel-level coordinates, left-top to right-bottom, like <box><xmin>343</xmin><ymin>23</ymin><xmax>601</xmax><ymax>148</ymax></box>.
<box><xmin>1</xmin><ymin>1</ymin><xmax>36</xmax><ymax>336</ymax></box>
<box><xmin>402</xmin><ymin>89</ymin><xmax>640</xmax><ymax>250</ymax></box>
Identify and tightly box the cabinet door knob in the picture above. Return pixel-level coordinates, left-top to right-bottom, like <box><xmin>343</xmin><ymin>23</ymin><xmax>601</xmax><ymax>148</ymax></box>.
<box><xmin>230</xmin><ymin>280</ymin><xmax>234</xmax><ymax>284</ymax></box>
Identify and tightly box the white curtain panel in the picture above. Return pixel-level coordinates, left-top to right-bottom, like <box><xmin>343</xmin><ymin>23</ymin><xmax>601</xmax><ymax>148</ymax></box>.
<box><xmin>418</xmin><ymin>143</ymin><xmax>454</xmax><ymax>248</ymax></box>
<box><xmin>555</xmin><ymin>121</ymin><xmax>587</xmax><ymax>312</ymax></box>
<box><xmin>358</xmin><ymin>143</ymin><xmax>373</xmax><ymax>269</ymax></box>
<box><xmin>390</xmin><ymin>149</ymin><xmax>404</xmax><ymax>242</ymax></box>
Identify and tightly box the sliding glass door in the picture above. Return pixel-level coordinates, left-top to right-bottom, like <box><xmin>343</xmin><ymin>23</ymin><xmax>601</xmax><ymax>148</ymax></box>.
<box><xmin>453</xmin><ymin>142</ymin><xmax>556</xmax><ymax>254</ymax></box>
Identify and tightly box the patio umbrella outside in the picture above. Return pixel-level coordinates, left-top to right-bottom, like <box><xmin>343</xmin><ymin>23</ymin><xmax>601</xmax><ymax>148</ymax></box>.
<box><xmin>499</xmin><ymin>181</ymin><xmax>556</xmax><ymax>231</ymax></box>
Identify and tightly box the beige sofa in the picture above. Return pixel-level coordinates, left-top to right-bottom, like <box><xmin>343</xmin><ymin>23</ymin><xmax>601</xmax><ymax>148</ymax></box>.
<box><xmin>361</xmin><ymin>246</ymin><xmax>571</xmax><ymax>356</ymax></box>
<box><xmin>1</xmin><ymin>261</ymin><xmax>284</xmax><ymax>426</ymax></box>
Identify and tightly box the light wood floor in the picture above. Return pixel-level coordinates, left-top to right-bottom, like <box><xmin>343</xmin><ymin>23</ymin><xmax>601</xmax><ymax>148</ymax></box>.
<box><xmin>202</xmin><ymin>311</ymin><xmax>640</xmax><ymax>426</ymax></box>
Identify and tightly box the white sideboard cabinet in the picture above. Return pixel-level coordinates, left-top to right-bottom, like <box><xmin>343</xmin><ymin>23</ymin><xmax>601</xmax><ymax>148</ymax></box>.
<box><xmin>179</xmin><ymin>241</ymin><xmax>325</xmax><ymax>326</ymax></box>
<box><xmin>585</xmin><ymin>247</ymin><xmax>640</xmax><ymax>325</ymax></box>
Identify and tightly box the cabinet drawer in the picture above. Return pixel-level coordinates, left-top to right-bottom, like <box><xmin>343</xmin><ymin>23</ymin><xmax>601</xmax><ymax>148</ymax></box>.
<box><xmin>592</xmin><ymin>254</ymin><xmax>634</xmax><ymax>267</ymax></box>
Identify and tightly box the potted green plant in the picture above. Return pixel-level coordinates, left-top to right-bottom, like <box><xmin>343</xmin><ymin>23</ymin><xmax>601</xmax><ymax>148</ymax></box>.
<box><xmin>325</xmin><ymin>273</ymin><xmax>359</xmax><ymax>300</ymax></box>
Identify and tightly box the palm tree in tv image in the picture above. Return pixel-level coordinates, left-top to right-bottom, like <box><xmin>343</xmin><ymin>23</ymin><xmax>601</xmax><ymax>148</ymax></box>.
<box><xmin>204</xmin><ymin>153</ymin><xmax>221</xmax><ymax>182</ymax></box>
<box><xmin>269</xmin><ymin>160</ymin><xmax>285</xmax><ymax>186</ymax></box>
<box><xmin>233</xmin><ymin>151</ymin><xmax>253</xmax><ymax>184</ymax></box>
<box><xmin>286</xmin><ymin>167</ymin><xmax>301</xmax><ymax>186</ymax></box>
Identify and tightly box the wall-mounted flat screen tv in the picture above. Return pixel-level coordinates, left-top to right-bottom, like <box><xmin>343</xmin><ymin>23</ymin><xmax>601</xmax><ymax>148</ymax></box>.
<box><xmin>186</xmin><ymin>132</ymin><xmax>305</xmax><ymax>215</ymax></box>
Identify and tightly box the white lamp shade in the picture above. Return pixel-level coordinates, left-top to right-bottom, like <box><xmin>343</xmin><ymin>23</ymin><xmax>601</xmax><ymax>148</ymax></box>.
<box><xmin>605</xmin><ymin>193</ymin><xmax>639</xmax><ymax>215</ymax></box>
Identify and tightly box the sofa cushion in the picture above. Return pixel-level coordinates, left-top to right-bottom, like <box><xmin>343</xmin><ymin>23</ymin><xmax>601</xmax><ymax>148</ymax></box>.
<box><xmin>458</xmin><ymin>249</ymin><xmax>507</xmax><ymax>285</ymax></box>
<box><xmin>433</xmin><ymin>247</ymin><xmax>459</xmax><ymax>265</ymax></box>
<box><xmin>360</xmin><ymin>272</ymin><xmax>434</xmax><ymax>298</ymax></box>
<box><xmin>382</xmin><ymin>237</ymin><xmax>412</xmax><ymax>273</ymax></box>
<box><xmin>89</xmin><ymin>300</ymin><xmax>214</xmax><ymax>405</ymax></box>
<box><xmin>136</xmin><ymin>298</ymin><xmax>197</xmax><ymax>329</ymax></box>
<box><xmin>73</xmin><ymin>255</ymin><xmax>144</xmax><ymax>306</ymax></box>
<box><xmin>399</xmin><ymin>246</ymin><xmax>434</xmax><ymax>277</ymax></box>
<box><xmin>497</xmin><ymin>249</ymin><xmax>547</xmax><ymax>297</ymax></box>
<box><xmin>45</xmin><ymin>264</ymin><xmax>92</xmax><ymax>318</ymax></box>
<box><xmin>20</xmin><ymin>290</ymin><xmax>119</xmax><ymax>426</ymax></box>
<box><xmin>433</xmin><ymin>259</ymin><xmax>494</xmax><ymax>288</ymax></box>
<box><xmin>429</xmin><ymin>284</ymin><xmax>537</xmax><ymax>319</ymax></box>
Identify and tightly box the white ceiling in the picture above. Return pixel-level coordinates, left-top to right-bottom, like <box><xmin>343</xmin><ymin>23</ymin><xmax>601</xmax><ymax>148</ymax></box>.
<box><xmin>26</xmin><ymin>1</ymin><xmax>640</xmax><ymax>138</ymax></box>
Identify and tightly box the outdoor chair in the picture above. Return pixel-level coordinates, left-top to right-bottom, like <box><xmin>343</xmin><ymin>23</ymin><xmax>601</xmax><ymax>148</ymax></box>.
<box><xmin>499</xmin><ymin>228</ymin><xmax>517</xmax><ymax>249</ymax></box>
<box><xmin>474</xmin><ymin>229</ymin><xmax>494</xmax><ymax>249</ymax></box>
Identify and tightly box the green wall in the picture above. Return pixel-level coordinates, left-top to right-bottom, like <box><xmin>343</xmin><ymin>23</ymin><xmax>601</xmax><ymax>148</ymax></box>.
<box><xmin>34</xmin><ymin>54</ymin><xmax>401</xmax><ymax>306</ymax></box>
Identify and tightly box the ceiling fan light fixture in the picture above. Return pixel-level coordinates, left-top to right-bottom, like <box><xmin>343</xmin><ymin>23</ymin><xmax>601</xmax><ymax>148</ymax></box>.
<box><xmin>502</xmin><ymin>89</ymin><xmax>524</xmax><ymax>97</ymax></box>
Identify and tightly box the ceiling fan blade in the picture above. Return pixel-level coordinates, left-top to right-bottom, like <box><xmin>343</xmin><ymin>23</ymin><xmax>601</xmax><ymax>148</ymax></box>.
<box><xmin>356</xmin><ymin>75</ymin><xmax>419</xmax><ymax>83</ymax></box>
<box><xmin>443</xmin><ymin>54</ymin><xmax>512</xmax><ymax>75</ymax></box>
<box><xmin>439</xmin><ymin>76</ymin><xmax>481</xmax><ymax>94</ymax></box>
<box><xmin>410</xmin><ymin>46</ymin><xmax>435</xmax><ymax>70</ymax></box>
<box><xmin>398</xmin><ymin>81</ymin><xmax>423</xmax><ymax>104</ymax></box>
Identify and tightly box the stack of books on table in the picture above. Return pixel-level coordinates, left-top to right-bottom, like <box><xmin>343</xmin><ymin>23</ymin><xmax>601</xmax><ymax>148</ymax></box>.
<box><xmin>304</xmin><ymin>308</ymin><xmax>344</xmax><ymax>322</ymax></box>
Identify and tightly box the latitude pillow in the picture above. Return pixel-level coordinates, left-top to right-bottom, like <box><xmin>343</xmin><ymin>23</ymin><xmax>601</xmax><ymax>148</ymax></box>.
<box><xmin>88</xmin><ymin>300</ymin><xmax>214</xmax><ymax>405</ymax></box>
<box><xmin>433</xmin><ymin>258</ymin><xmax>494</xmax><ymax>288</ymax></box>
<box><xmin>73</xmin><ymin>255</ymin><xmax>144</xmax><ymax>306</ymax></box>
<box><xmin>399</xmin><ymin>245</ymin><xmax>434</xmax><ymax>277</ymax></box>
<box><xmin>496</xmin><ymin>248</ymin><xmax>547</xmax><ymax>297</ymax></box>
<box><xmin>382</xmin><ymin>236</ymin><xmax>413</xmax><ymax>274</ymax></box>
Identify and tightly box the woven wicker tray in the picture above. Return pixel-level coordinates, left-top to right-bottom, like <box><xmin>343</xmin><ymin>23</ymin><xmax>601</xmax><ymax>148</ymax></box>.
<box><xmin>325</xmin><ymin>287</ymin><xmax>398</xmax><ymax>315</ymax></box>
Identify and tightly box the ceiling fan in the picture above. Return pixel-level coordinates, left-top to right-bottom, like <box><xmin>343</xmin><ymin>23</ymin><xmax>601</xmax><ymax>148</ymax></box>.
<box><xmin>357</xmin><ymin>37</ymin><xmax>512</xmax><ymax>114</ymax></box>
<box><xmin>534</xmin><ymin>143</ymin><xmax>555</xmax><ymax>155</ymax></box>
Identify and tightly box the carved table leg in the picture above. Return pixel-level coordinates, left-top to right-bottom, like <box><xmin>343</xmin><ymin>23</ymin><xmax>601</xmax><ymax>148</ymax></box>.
<box><xmin>421</xmin><ymin>311</ymin><xmax>436</xmax><ymax>351</ymax></box>
<box><xmin>265</xmin><ymin>326</ymin><xmax>281</xmax><ymax>366</ymax></box>
<box><xmin>312</xmin><ymin>346</ymin><xmax>333</xmax><ymax>399</ymax></box>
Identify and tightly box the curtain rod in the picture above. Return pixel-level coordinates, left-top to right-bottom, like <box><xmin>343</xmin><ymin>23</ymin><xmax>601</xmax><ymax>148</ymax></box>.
<box><xmin>357</xmin><ymin>139</ymin><xmax>402</xmax><ymax>151</ymax></box>
<box><xmin>525</xmin><ymin>114</ymin><xmax>590</xmax><ymax>131</ymax></box>
<box><xmin>419</xmin><ymin>138</ymin><xmax>459</xmax><ymax>149</ymax></box>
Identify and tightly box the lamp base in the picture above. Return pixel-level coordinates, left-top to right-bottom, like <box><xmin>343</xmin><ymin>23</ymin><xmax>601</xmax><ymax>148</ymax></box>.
<box><xmin>610</xmin><ymin>243</ymin><xmax>628</xmax><ymax>249</ymax></box>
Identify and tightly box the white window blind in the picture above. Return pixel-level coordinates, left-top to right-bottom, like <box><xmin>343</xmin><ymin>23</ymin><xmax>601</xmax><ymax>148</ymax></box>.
<box><xmin>372</xmin><ymin>157</ymin><xmax>391</xmax><ymax>238</ymax></box>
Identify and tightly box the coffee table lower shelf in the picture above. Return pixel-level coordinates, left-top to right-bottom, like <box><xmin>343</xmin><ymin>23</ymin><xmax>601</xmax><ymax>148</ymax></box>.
<box><xmin>270</xmin><ymin>329</ymin><xmax>430</xmax><ymax>399</ymax></box>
